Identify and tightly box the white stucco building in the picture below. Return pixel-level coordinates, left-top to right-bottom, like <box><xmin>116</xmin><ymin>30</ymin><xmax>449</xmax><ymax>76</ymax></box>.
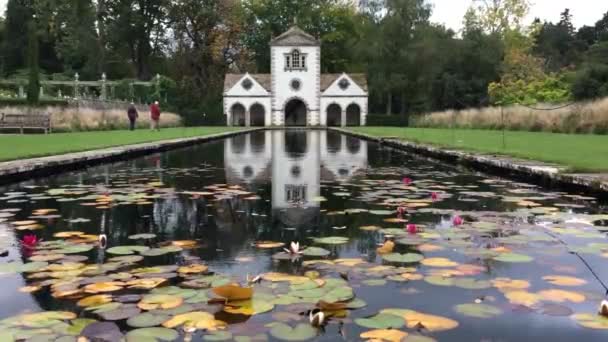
<box><xmin>223</xmin><ymin>26</ymin><xmax>368</xmax><ymax>127</ymax></box>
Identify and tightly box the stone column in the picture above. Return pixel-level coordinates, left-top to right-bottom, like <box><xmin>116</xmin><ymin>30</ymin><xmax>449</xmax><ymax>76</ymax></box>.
<box><xmin>100</xmin><ymin>73</ymin><xmax>107</xmax><ymax>100</ymax></box>
<box><xmin>18</xmin><ymin>85</ymin><xmax>25</xmax><ymax>98</ymax></box>
<box><xmin>74</xmin><ymin>73</ymin><xmax>80</xmax><ymax>99</ymax></box>
<box><xmin>245</xmin><ymin>110</ymin><xmax>251</xmax><ymax>127</ymax></box>
<box><xmin>341</xmin><ymin>109</ymin><xmax>346</xmax><ymax>127</ymax></box>
<box><xmin>39</xmin><ymin>86</ymin><xmax>44</xmax><ymax>98</ymax></box>
<box><xmin>227</xmin><ymin>112</ymin><xmax>232</xmax><ymax>126</ymax></box>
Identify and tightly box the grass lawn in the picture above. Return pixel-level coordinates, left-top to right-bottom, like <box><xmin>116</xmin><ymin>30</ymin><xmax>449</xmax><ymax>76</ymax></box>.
<box><xmin>349</xmin><ymin>127</ymin><xmax>608</xmax><ymax>173</ymax></box>
<box><xmin>2</xmin><ymin>127</ymin><xmax>244</xmax><ymax>162</ymax></box>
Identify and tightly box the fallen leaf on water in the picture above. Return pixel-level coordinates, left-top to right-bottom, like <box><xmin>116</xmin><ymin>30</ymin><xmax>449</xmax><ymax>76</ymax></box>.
<box><xmin>212</xmin><ymin>283</ymin><xmax>253</xmax><ymax>301</ymax></box>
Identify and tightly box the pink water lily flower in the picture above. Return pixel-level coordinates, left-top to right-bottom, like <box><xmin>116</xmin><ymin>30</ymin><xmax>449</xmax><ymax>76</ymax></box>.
<box><xmin>402</xmin><ymin>177</ymin><xmax>413</xmax><ymax>185</ymax></box>
<box><xmin>397</xmin><ymin>207</ymin><xmax>408</xmax><ymax>217</ymax></box>
<box><xmin>431</xmin><ymin>192</ymin><xmax>439</xmax><ymax>201</ymax></box>
<box><xmin>452</xmin><ymin>215</ymin><xmax>464</xmax><ymax>226</ymax></box>
<box><xmin>406</xmin><ymin>224</ymin><xmax>418</xmax><ymax>234</ymax></box>
<box><xmin>284</xmin><ymin>241</ymin><xmax>303</xmax><ymax>255</ymax></box>
<box><xmin>21</xmin><ymin>234</ymin><xmax>39</xmax><ymax>249</ymax></box>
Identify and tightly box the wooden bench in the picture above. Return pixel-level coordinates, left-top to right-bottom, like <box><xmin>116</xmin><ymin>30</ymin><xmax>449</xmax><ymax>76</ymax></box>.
<box><xmin>0</xmin><ymin>113</ymin><xmax>52</xmax><ymax>134</ymax></box>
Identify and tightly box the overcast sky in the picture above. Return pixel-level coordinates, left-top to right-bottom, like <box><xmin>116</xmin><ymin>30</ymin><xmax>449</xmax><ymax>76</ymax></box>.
<box><xmin>430</xmin><ymin>0</ymin><xmax>604</xmax><ymax>32</ymax></box>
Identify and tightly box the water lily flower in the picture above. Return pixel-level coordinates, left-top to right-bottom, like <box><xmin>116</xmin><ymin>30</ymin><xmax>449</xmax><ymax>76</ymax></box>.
<box><xmin>284</xmin><ymin>242</ymin><xmax>303</xmax><ymax>255</ymax></box>
<box><xmin>452</xmin><ymin>215</ymin><xmax>464</xmax><ymax>226</ymax></box>
<box><xmin>599</xmin><ymin>300</ymin><xmax>608</xmax><ymax>317</ymax></box>
<box><xmin>402</xmin><ymin>177</ymin><xmax>413</xmax><ymax>185</ymax></box>
<box><xmin>431</xmin><ymin>192</ymin><xmax>439</xmax><ymax>201</ymax></box>
<box><xmin>397</xmin><ymin>207</ymin><xmax>407</xmax><ymax>217</ymax></box>
<box><xmin>309</xmin><ymin>308</ymin><xmax>326</xmax><ymax>327</ymax></box>
<box><xmin>98</xmin><ymin>234</ymin><xmax>107</xmax><ymax>249</ymax></box>
<box><xmin>21</xmin><ymin>234</ymin><xmax>39</xmax><ymax>249</ymax></box>
<box><xmin>406</xmin><ymin>224</ymin><xmax>418</xmax><ymax>234</ymax></box>
<box><xmin>246</xmin><ymin>273</ymin><xmax>262</xmax><ymax>284</ymax></box>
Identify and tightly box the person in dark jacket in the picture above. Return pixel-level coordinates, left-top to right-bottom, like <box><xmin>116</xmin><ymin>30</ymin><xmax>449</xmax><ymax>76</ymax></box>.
<box><xmin>150</xmin><ymin>101</ymin><xmax>161</xmax><ymax>131</ymax></box>
<box><xmin>127</xmin><ymin>103</ymin><xmax>139</xmax><ymax>131</ymax></box>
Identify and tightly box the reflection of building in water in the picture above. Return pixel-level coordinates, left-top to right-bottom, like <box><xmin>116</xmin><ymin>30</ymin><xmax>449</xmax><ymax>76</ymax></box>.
<box><xmin>224</xmin><ymin>131</ymin><xmax>368</xmax><ymax>227</ymax></box>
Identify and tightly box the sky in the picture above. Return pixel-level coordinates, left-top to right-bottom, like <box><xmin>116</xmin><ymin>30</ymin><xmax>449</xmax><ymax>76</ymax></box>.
<box><xmin>430</xmin><ymin>0</ymin><xmax>603</xmax><ymax>32</ymax></box>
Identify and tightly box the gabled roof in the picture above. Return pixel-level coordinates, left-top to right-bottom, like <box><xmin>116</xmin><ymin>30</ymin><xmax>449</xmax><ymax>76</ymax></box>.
<box><xmin>224</xmin><ymin>74</ymin><xmax>271</xmax><ymax>93</ymax></box>
<box><xmin>321</xmin><ymin>74</ymin><xmax>368</xmax><ymax>92</ymax></box>
<box><xmin>270</xmin><ymin>26</ymin><xmax>320</xmax><ymax>47</ymax></box>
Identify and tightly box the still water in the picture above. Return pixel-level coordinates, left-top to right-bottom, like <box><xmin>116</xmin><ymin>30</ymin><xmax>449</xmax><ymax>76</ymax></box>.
<box><xmin>1</xmin><ymin>130</ymin><xmax>608</xmax><ymax>341</ymax></box>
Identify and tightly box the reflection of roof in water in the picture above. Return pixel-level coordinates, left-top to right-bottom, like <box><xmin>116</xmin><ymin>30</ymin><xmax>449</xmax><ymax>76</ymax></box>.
<box><xmin>225</xmin><ymin>163</ymin><xmax>272</xmax><ymax>185</ymax></box>
<box><xmin>273</xmin><ymin>206</ymin><xmax>320</xmax><ymax>228</ymax></box>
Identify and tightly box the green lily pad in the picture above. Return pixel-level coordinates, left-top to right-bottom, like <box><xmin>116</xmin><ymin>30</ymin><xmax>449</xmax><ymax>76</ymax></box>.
<box><xmin>346</xmin><ymin>298</ymin><xmax>367</xmax><ymax>309</ymax></box>
<box><xmin>203</xmin><ymin>331</ymin><xmax>233</xmax><ymax>341</ymax></box>
<box><xmin>382</xmin><ymin>253</ymin><xmax>424</xmax><ymax>264</ymax></box>
<box><xmin>492</xmin><ymin>253</ymin><xmax>534</xmax><ymax>263</ymax></box>
<box><xmin>362</xmin><ymin>279</ymin><xmax>387</xmax><ymax>286</ymax></box>
<box><xmin>57</xmin><ymin>245</ymin><xmax>94</xmax><ymax>254</ymax></box>
<box><xmin>354</xmin><ymin>313</ymin><xmax>405</xmax><ymax>329</ymax></box>
<box><xmin>106</xmin><ymin>245</ymin><xmax>150</xmax><ymax>255</ymax></box>
<box><xmin>424</xmin><ymin>276</ymin><xmax>453</xmax><ymax>286</ymax></box>
<box><xmin>127</xmin><ymin>312</ymin><xmax>170</xmax><ymax>328</ymax></box>
<box><xmin>321</xmin><ymin>286</ymin><xmax>354</xmax><ymax>303</ymax></box>
<box><xmin>313</xmin><ymin>236</ymin><xmax>349</xmax><ymax>245</ymax></box>
<box><xmin>369</xmin><ymin>210</ymin><xmax>394</xmax><ymax>216</ymax></box>
<box><xmin>269</xmin><ymin>323</ymin><xmax>317</xmax><ymax>341</ymax></box>
<box><xmin>453</xmin><ymin>278</ymin><xmax>492</xmax><ymax>290</ymax></box>
<box><xmin>126</xmin><ymin>327</ymin><xmax>178</xmax><ymax>341</ymax></box>
<box><xmin>301</xmin><ymin>247</ymin><xmax>330</xmax><ymax>257</ymax></box>
<box><xmin>454</xmin><ymin>304</ymin><xmax>503</xmax><ymax>318</ymax></box>
<box><xmin>141</xmin><ymin>246</ymin><xmax>182</xmax><ymax>257</ymax></box>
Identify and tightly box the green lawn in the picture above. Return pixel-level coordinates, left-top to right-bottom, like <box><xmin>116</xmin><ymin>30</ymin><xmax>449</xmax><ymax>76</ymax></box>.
<box><xmin>349</xmin><ymin>127</ymin><xmax>608</xmax><ymax>172</ymax></box>
<box><xmin>2</xmin><ymin>127</ymin><xmax>244</xmax><ymax>162</ymax></box>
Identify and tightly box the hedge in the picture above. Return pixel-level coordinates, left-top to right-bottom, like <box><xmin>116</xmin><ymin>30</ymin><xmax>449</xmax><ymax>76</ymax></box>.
<box><xmin>0</xmin><ymin>98</ymin><xmax>68</xmax><ymax>107</ymax></box>
<box><xmin>365</xmin><ymin>114</ymin><xmax>409</xmax><ymax>127</ymax></box>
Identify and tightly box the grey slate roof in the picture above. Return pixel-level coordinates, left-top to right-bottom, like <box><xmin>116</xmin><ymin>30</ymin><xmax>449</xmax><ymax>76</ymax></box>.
<box><xmin>224</xmin><ymin>73</ymin><xmax>367</xmax><ymax>94</ymax></box>
<box><xmin>321</xmin><ymin>74</ymin><xmax>368</xmax><ymax>92</ymax></box>
<box><xmin>224</xmin><ymin>74</ymin><xmax>271</xmax><ymax>93</ymax></box>
<box><xmin>270</xmin><ymin>26</ymin><xmax>320</xmax><ymax>47</ymax></box>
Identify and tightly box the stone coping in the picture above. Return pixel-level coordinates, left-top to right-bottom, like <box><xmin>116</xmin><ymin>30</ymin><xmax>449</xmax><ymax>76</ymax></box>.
<box><xmin>332</xmin><ymin>128</ymin><xmax>608</xmax><ymax>195</ymax></box>
<box><xmin>0</xmin><ymin>128</ymin><xmax>262</xmax><ymax>184</ymax></box>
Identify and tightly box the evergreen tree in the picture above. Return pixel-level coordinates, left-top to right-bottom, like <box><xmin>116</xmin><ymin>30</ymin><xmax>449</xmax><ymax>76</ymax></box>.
<box><xmin>3</xmin><ymin>0</ymin><xmax>34</xmax><ymax>74</ymax></box>
<box><xmin>27</xmin><ymin>20</ymin><xmax>40</xmax><ymax>104</ymax></box>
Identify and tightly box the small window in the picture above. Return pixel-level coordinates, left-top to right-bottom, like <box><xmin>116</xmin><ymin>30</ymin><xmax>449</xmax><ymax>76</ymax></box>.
<box><xmin>286</xmin><ymin>56</ymin><xmax>291</xmax><ymax>68</ymax></box>
<box><xmin>242</xmin><ymin>78</ymin><xmax>253</xmax><ymax>90</ymax></box>
<box><xmin>339</xmin><ymin>78</ymin><xmax>350</xmax><ymax>90</ymax></box>
<box><xmin>301</xmin><ymin>55</ymin><xmax>306</xmax><ymax>69</ymax></box>
<box><xmin>292</xmin><ymin>50</ymin><xmax>300</xmax><ymax>68</ymax></box>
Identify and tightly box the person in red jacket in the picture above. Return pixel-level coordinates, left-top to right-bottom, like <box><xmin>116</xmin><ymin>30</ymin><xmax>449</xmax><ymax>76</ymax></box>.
<box><xmin>150</xmin><ymin>101</ymin><xmax>161</xmax><ymax>131</ymax></box>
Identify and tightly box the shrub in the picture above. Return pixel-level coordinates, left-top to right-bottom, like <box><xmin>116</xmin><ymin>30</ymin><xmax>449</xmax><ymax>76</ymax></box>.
<box><xmin>366</xmin><ymin>114</ymin><xmax>409</xmax><ymax>127</ymax></box>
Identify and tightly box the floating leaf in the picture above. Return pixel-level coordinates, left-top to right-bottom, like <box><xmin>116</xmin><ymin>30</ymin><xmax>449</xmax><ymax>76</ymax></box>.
<box><xmin>572</xmin><ymin>313</ymin><xmax>608</xmax><ymax>329</ymax></box>
<box><xmin>255</xmin><ymin>241</ymin><xmax>285</xmax><ymax>249</ymax></box>
<box><xmin>84</xmin><ymin>282</ymin><xmax>124</xmax><ymax>293</ymax></box>
<box><xmin>492</xmin><ymin>253</ymin><xmax>534</xmax><ymax>263</ymax></box>
<box><xmin>127</xmin><ymin>312</ymin><xmax>170</xmax><ymax>328</ymax></box>
<box><xmin>421</xmin><ymin>258</ymin><xmax>458</xmax><ymax>268</ymax></box>
<box><xmin>491</xmin><ymin>278</ymin><xmax>530</xmax><ymax>291</ymax></box>
<box><xmin>542</xmin><ymin>275</ymin><xmax>587</xmax><ymax>287</ymax></box>
<box><xmin>126</xmin><ymin>327</ymin><xmax>178</xmax><ymax>341</ymax></box>
<box><xmin>77</xmin><ymin>295</ymin><xmax>113</xmax><ymax>307</ymax></box>
<box><xmin>212</xmin><ymin>284</ymin><xmax>253</xmax><ymax>301</ymax></box>
<box><xmin>355</xmin><ymin>313</ymin><xmax>405</xmax><ymax>329</ymax></box>
<box><xmin>269</xmin><ymin>323</ymin><xmax>317</xmax><ymax>341</ymax></box>
<box><xmin>454</xmin><ymin>304</ymin><xmax>503</xmax><ymax>318</ymax></box>
<box><xmin>382</xmin><ymin>253</ymin><xmax>423</xmax><ymax>264</ymax></box>
<box><xmin>381</xmin><ymin>309</ymin><xmax>459</xmax><ymax>332</ymax></box>
<box><xmin>225</xmin><ymin>299</ymin><xmax>275</xmax><ymax>316</ymax></box>
<box><xmin>504</xmin><ymin>291</ymin><xmax>541</xmax><ymax>306</ymax></box>
<box><xmin>162</xmin><ymin>311</ymin><xmax>226</xmax><ymax>330</ymax></box>
<box><xmin>138</xmin><ymin>294</ymin><xmax>184</xmax><ymax>310</ymax></box>
<box><xmin>97</xmin><ymin>304</ymin><xmax>141</xmax><ymax>321</ymax></box>
<box><xmin>376</xmin><ymin>240</ymin><xmax>395</xmax><ymax>255</ymax></box>
<box><xmin>360</xmin><ymin>329</ymin><xmax>408</xmax><ymax>342</ymax></box>
<box><xmin>106</xmin><ymin>245</ymin><xmax>150</xmax><ymax>255</ymax></box>
<box><xmin>537</xmin><ymin>289</ymin><xmax>586</xmax><ymax>303</ymax></box>
<box><xmin>178</xmin><ymin>264</ymin><xmax>208</xmax><ymax>274</ymax></box>
<box><xmin>301</xmin><ymin>247</ymin><xmax>330</xmax><ymax>257</ymax></box>
<box><xmin>141</xmin><ymin>246</ymin><xmax>182</xmax><ymax>257</ymax></box>
<box><xmin>127</xmin><ymin>278</ymin><xmax>167</xmax><ymax>290</ymax></box>
<box><xmin>313</xmin><ymin>236</ymin><xmax>349</xmax><ymax>245</ymax></box>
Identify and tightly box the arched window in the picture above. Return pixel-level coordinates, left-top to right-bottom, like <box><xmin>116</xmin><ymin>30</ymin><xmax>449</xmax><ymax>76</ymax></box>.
<box><xmin>292</xmin><ymin>50</ymin><xmax>300</xmax><ymax>68</ymax></box>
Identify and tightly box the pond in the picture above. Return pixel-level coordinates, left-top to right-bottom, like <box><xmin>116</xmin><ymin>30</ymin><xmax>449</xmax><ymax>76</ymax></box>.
<box><xmin>1</xmin><ymin>130</ymin><xmax>608</xmax><ymax>341</ymax></box>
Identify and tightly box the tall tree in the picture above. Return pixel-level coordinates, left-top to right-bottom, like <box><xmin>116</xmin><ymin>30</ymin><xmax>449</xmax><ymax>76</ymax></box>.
<box><xmin>3</xmin><ymin>0</ymin><xmax>34</xmax><ymax>74</ymax></box>
<box><xmin>26</xmin><ymin>20</ymin><xmax>40</xmax><ymax>104</ymax></box>
<box><xmin>106</xmin><ymin>0</ymin><xmax>169</xmax><ymax>79</ymax></box>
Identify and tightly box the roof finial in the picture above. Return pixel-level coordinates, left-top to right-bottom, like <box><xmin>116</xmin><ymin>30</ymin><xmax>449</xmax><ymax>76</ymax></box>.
<box><xmin>293</xmin><ymin>17</ymin><xmax>298</xmax><ymax>26</ymax></box>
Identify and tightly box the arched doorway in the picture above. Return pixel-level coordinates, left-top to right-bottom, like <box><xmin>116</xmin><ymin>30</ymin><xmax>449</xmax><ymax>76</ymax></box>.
<box><xmin>230</xmin><ymin>103</ymin><xmax>246</xmax><ymax>126</ymax></box>
<box><xmin>346</xmin><ymin>104</ymin><xmax>361</xmax><ymax>126</ymax></box>
<box><xmin>250</xmin><ymin>103</ymin><xmax>265</xmax><ymax>126</ymax></box>
<box><xmin>326</xmin><ymin>104</ymin><xmax>341</xmax><ymax>127</ymax></box>
<box><xmin>284</xmin><ymin>99</ymin><xmax>307</xmax><ymax>126</ymax></box>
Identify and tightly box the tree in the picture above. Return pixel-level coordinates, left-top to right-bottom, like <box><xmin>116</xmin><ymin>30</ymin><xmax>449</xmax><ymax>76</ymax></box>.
<box><xmin>470</xmin><ymin>0</ymin><xmax>531</xmax><ymax>36</ymax></box>
<box><xmin>105</xmin><ymin>0</ymin><xmax>169</xmax><ymax>79</ymax></box>
<box><xmin>26</xmin><ymin>20</ymin><xmax>40</xmax><ymax>104</ymax></box>
<box><xmin>3</xmin><ymin>0</ymin><xmax>34</xmax><ymax>74</ymax></box>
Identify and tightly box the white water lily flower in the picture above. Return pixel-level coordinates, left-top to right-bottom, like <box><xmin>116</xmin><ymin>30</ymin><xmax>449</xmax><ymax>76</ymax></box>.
<box><xmin>284</xmin><ymin>241</ymin><xmax>302</xmax><ymax>255</ymax></box>
<box><xmin>599</xmin><ymin>300</ymin><xmax>608</xmax><ymax>317</ymax></box>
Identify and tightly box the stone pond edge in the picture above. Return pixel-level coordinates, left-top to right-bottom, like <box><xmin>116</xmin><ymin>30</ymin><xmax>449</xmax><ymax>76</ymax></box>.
<box><xmin>0</xmin><ymin>128</ymin><xmax>264</xmax><ymax>184</ymax></box>
<box><xmin>331</xmin><ymin>128</ymin><xmax>608</xmax><ymax>196</ymax></box>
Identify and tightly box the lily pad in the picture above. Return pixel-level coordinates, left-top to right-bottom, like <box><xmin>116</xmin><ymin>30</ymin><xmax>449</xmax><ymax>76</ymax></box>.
<box><xmin>107</xmin><ymin>245</ymin><xmax>150</xmax><ymax>255</ymax></box>
<box><xmin>313</xmin><ymin>236</ymin><xmax>349</xmax><ymax>245</ymax></box>
<box><xmin>355</xmin><ymin>313</ymin><xmax>405</xmax><ymax>329</ymax></box>
<box><xmin>572</xmin><ymin>313</ymin><xmax>608</xmax><ymax>329</ymax></box>
<box><xmin>301</xmin><ymin>247</ymin><xmax>330</xmax><ymax>257</ymax></box>
<box><xmin>127</xmin><ymin>312</ymin><xmax>170</xmax><ymax>328</ymax></box>
<box><xmin>141</xmin><ymin>246</ymin><xmax>182</xmax><ymax>257</ymax></box>
<box><xmin>126</xmin><ymin>327</ymin><xmax>178</xmax><ymax>341</ymax></box>
<box><xmin>381</xmin><ymin>309</ymin><xmax>459</xmax><ymax>332</ymax></box>
<box><xmin>492</xmin><ymin>253</ymin><xmax>534</xmax><ymax>263</ymax></box>
<box><xmin>129</xmin><ymin>234</ymin><xmax>157</xmax><ymax>240</ymax></box>
<box><xmin>269</xmin><ymin>323</ymin><xmax>317</xmax><ymax>341</ymax></box>
<box><xmin>382</xmin><ymin>253</ymin><xmax>424</xmax><ymax>264</ymax></box>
